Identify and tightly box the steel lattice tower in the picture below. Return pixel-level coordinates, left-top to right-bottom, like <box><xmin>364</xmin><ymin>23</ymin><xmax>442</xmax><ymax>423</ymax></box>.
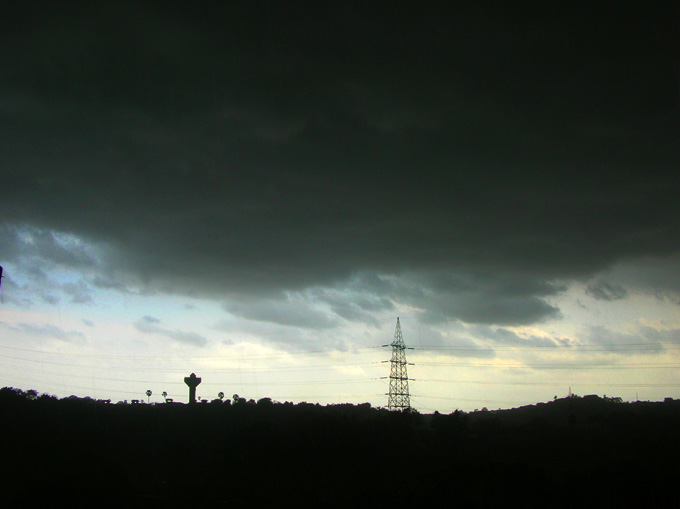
<box><xmin>384</xmin><ymin>317</ymin><xmax>412</xmax><ymax>411</ymax></box>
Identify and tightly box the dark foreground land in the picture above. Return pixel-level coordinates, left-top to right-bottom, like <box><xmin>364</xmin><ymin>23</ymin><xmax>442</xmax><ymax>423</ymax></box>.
<box><xmin>1</xmin><ymin>388</ymin><xmax>678</xmax><ymax>507</ymax></box>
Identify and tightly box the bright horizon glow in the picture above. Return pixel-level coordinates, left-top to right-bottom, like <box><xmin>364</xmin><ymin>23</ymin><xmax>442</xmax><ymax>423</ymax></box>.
<box><xmin>2</xmin><ymin>268</ymin><xmax>678</xmax><ymax>412</ymax></box>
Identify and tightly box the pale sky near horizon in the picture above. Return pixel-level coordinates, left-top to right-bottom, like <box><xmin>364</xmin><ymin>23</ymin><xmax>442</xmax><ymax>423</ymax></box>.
<box><xmin>1</xmin><ymin>1</ymin><xmax>678</xmax><ymax>411</ymax></box>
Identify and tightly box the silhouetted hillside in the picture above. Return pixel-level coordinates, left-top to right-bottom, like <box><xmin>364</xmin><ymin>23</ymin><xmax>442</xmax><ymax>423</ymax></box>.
<box><xmin>1</xmin><ymin>388</ymin><xmax>677</xmax><ymax>507</ymax></box>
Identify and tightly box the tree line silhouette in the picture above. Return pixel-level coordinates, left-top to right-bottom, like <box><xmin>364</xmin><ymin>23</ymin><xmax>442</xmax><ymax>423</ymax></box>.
<box><xmin>0</xmin><ymin>387</ymin><xmax>677</xmax><ymax>507</ymax></box>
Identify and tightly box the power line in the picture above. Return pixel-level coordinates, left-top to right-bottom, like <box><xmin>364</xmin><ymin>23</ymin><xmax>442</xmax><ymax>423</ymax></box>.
<box><xmin>417</xmin><ymin>361</ymin><xmax>680</xmax><ymax>369</ymax></box>
<box><xmin>413</xmin><ymin>342</ymin><xmax>680</xmax><ymax>352</ymax></box>
<box><xmin>414</xmin><ymin>394</ymin><xmax>536</xmax><ymax>406</ymax></box>
<box><xmin>0</xmin><ymin>352</ymin><xmax>384</xmax><ymax>374</ymax></box>
<box><xmin>4</xmin><ymin>341</ymin><xmax>676</xmax><ymax>359</ymax></box>
<box><xmin>0</xmin><ymin>343</ymin><xmax>383</xmax><ymax>360</ymax></box>
<box><xmin>416</xmin><ymin>379</ymin><xmax>680</xmax><ymax>388</ymax></box>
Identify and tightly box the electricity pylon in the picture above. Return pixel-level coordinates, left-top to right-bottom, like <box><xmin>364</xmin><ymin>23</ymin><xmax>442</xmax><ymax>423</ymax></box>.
<box><xmin>383</xmin><ymin>317</ymin><xmax>413</xmax><ymax>411</ymax></box>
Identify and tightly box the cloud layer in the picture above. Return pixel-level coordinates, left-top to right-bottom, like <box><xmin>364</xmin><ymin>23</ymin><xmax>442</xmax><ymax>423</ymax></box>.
<box><xmin>134</xmin><ymin>316</ymin><xmax>207</xmax><ymax>348</ymax></box>
<box><xmin>1</xmin><ymin>2</ymin><xmax>678</xmax><ymax>329</ymax></box>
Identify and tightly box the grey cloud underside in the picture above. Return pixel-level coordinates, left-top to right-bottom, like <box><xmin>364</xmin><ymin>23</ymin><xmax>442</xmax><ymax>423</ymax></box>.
<box><xmin>18</xmin><ymin>323</ymin><xmax>86</xmax><ymax>343</ymax></box>
<box><xmin>225</xmin><ymin>294</ymin><xmax>340</xmax><ymax>330</ymax></box>
<box><xmin>0</xmin><ymin>321</ymin><xmax>86</xmax><ymax>344</ymax></box>
<box><xmin>0</xmin><ymin>224</ymin><xmax>99</xmax><ymax>307</ymax></box>
<box><xmin>586</xmin><ymin>281</ymin><xmax>628</xmax><ymax>302</ymax></box>
<box><xmin>582</xmin><ymin>325</ymin><xmax>674</xmax><ymax>355</ymax></box>
<box><xmin>436</xmin><ymin>324</ymin><xmax>677</xmax><ymax>361</ymax></box>
<box><xmin>470</xmin><ymin>325</ymin><xmax>563</xmax><ymax>348</ymax></box>
<box><xmin>1</xmin><ymin>2</ymin><xmax>678</xmax><ymax>325</ymax></box>
<box><xmin>134</xmin><ymin>316</ymin><xmax>207</xmax><ymax>347</ymax></box>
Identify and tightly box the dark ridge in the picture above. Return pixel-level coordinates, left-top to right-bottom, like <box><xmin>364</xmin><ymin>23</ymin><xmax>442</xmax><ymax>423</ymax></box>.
<box><xmin>1</xmin><ymin>387</ymin><xmax>677</xmax><ymax>507</ymax></box>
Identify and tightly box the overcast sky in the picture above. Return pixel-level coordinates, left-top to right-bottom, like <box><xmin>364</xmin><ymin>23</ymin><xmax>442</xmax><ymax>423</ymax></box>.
<box><xmin>1</xmin><ymin>1</ymin><xmax>678</xmax><ymax>411</ymax></box>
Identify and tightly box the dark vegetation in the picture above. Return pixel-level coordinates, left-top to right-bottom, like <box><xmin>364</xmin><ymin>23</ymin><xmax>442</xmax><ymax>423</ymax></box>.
<box><xmin>1</xmin><ymin>388</ymin><xmax>677</xmax><ymax>507</ymax></box>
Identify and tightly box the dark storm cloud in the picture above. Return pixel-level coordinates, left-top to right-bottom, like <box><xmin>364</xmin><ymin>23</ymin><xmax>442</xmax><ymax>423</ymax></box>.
<box><xmin>346</xmin><ymin>272</ymin><xmax>564</xmax><ymax>325</ymax></box>
<box><xmin>1</xmin><ymin>1</ymin><xmax>678</xmax><ymax>326</ymax></box>
<box><xmin>425</xmin><ymin>274</ymin><xmax>565</xmax><ymax>325</ymax></box>
<box><xmin>606</xmin><ymin>257</ymin><xmax>680</xmax><ymax>304</ymax></box>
